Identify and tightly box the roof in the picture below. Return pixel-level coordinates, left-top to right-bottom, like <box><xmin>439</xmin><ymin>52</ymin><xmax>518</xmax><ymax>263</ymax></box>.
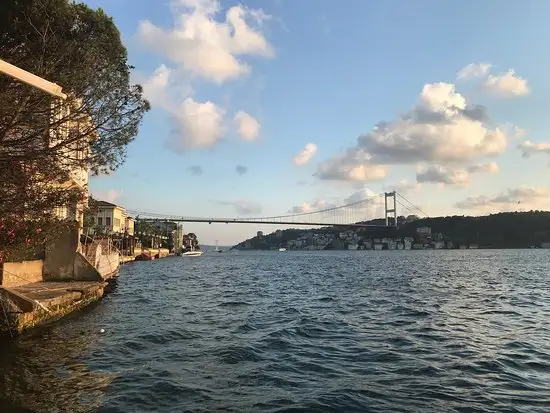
<box><xmin>96</xmin><ymin>200</ymin><xmax>121</xmax><ymax>208</ymax></box>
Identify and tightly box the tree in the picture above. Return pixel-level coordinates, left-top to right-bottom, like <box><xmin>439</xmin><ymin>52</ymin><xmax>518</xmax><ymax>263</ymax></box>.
<box><xmin>0</xmin><ymin>0</ymin><xmax>149</xmax><ymax>260</ymax></box>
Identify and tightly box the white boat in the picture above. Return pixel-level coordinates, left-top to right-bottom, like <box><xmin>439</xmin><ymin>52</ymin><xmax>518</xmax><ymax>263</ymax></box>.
<box><xmin>278</xmin><ymin>248</ymin><xmax>287</xmax><ymax>252</ymax></box>
<box><xmin>182</xmin><ymin>250</ymin><xmax>204</xmax><ymax>257</ymax></box>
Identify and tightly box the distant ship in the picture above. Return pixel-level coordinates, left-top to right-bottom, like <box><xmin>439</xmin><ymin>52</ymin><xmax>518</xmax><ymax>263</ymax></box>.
<box><xmin>278</xmin><ymin>247</ymin><xmax>287</xmax><ymax>252</ymax></box>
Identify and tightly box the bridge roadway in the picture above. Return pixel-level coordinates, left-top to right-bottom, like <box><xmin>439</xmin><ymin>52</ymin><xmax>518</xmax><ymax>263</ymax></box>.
<box><xmin>141</xmin><ymin>217</ymin><xmax>391</xmax><ymax>228</ymax></box>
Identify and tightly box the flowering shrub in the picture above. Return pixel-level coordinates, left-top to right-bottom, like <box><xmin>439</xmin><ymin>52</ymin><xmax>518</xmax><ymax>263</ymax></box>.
<box><xmin>0</xmin><ymin>218</ymin><xmax>76</xmax><ymax>263</ymax></box>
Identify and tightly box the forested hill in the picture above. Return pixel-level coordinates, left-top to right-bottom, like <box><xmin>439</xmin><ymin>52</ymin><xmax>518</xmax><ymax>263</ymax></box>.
<box><xmin>233</xmin><ymin>211</ymin><xmax>550</xmax><ymax>250</ymax></box>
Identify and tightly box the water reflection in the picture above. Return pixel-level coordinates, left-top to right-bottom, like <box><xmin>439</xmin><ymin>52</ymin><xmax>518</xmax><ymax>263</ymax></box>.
<box><xmin>0</xmin><ymin>325</ymin><xmax>115</xmax><ymax>412</ymax></box>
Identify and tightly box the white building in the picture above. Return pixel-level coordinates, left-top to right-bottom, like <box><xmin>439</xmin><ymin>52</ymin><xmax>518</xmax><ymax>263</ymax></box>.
<box><xmin>92</xmin><ymin>201</ymin><xmax>134</xmax><ymax>235</ymax></box>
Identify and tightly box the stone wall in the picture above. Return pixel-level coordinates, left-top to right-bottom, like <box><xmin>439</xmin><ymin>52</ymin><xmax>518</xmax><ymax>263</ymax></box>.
<box><xmin>44</xmin><ymin>229</ymin><xmax>119</xmax><ymax>281</ymax></box>
<box><xmin>43</xmin><ymin>227</ymin><xmax>79</xmax><ymax>281</ymax></box>
<box><xmin>1</xmin><ymin>260</ymin><xmax>44</xmax><ymax>287</ymax></box>
<box><xmin>73</xmin><ymin>253</ymin><xmax>102</xmax><ymax>282</ymax></box>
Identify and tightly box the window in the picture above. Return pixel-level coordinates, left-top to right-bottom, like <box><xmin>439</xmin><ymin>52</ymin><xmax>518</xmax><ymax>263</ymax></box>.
<box><xmin>97</xmin><ymin>217</ymin><xmax>103</xmax><ymax>225</ymax></box>
<box><xmin>106</xmin><ymin>217</ymin><xmax>111</xmax><ymax>226</ymax></box>
<box><xmin>90</xmin><ymin>217</ymin><xmax>95</xmax><ymax>223</ymax></box>
<box><xmin>114</xmin><ymin>218</ymin><xmax>120</xmax><ymax>229</ymax></box>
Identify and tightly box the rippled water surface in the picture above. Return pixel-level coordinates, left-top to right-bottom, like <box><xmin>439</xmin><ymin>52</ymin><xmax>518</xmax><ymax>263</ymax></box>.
<box><xmin>1</xmin><ymin>250</ymin><xmax>550</xmax><ymax>412</ymax></box>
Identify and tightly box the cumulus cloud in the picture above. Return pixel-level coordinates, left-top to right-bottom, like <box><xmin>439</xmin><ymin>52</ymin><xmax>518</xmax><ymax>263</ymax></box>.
<box><xmin>141</xmin><ymin>67</ymin><xmax>226</xmax><ymax>152</ymax></box>
<box><xmin>518</xmin><ymin>140</ymin><xmax>550</xmax><ymax>159</ymax></box>
<box><xmin>234</xmin><ymin>111</ymin><xmax>260</xmax><ymax>141</ymax></box>
<box><xmin>214</xmin><ymin>200</ymin><xmax>262</xmax><ymax>215</ymax></box>
<box><xmin>455</xmin><ymin>187</ymin><xmax>550</xmax><ymax>212</ymax></box>
<box><xmin>467</xmin><ymin>162</ymin><xmax>499</xmax><ymax>174</ymax></box>
<box><xmin>168</xmin><ymin>98</ymin><xmax>225</xmax><ymax>152</ymax></box>
<box><xmin>457</xmin><ymin>63</ymin><xmax>492</xmax><ymax>80</ymax></box>
<box><xmin>417</xmin><ymin>165</ymin><xmax>470</xmax><ymax>186</ymax></box>
<box><xmin>137</xmin><ymin>1</ymin><xmax>272</xmax><ymax>153</ymax></box>
<box><xmin>416</xmin><ymin>162</ymin><xmax>498</xmax><ymax>186</ymax></box>
<box><xmin>483</xmin><ymin>70</ymin><xmax>530</xmax><ymax>97</ymax></box>
<box><xmin>384</xmin><ymin>179</ymin><xmax>422</xmax><ymax>194</ymax></box>
<box><xmin>316</xmin><ymin>149</ymin><xmax>388</xmax><ymax>181</ymax></box>
<box><xmin>293</xmin><ymin>143</ymin><xmax>318</xmax><ymax>166</ymax></box>
<box><xmin>188</xmin><ymin>165</ymin><xmax>204</xmax><ymax>175</ymax></box>
<box><xmin>316</xmin><ymin>82</ymin><xmax>506</xmax><ymax>181</ymax></box>
<box><xmin>141</xmin><ymin>64</ymin><xmax>174</xmax><ymax>106</ymax></box>
<box><xmin>235</xmin><ymin>165</ymin><xmax>248</xmax><ymax>175</ymax></box>
<box><xmin>137</xmin><ymin>0</ymin><xmax>274</xmax><ymax>83</ymax></box>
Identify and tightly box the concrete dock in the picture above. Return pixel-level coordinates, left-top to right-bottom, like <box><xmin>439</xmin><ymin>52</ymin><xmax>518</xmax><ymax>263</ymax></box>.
<box><xmin>1</xmin><ymin>281</ymin><xmax>108</xmax><ymax>336</ymax></box>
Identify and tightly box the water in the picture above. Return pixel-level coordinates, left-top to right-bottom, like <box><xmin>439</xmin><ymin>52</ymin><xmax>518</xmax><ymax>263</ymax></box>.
<box><xmin>0</xmin><ymin>250</ymin><xmax>549</xmax><ymax>412</ymax></box>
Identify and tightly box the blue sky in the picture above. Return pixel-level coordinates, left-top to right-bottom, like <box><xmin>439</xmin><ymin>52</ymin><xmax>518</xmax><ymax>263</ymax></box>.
<box><xmin>85</xmin><ymin>0</ymin><xmax>550</xmax><ymax>244</ymax></box>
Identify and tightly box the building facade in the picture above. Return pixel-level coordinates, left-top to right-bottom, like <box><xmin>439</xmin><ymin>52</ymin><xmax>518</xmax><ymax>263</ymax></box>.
<box><xmin>92</xmin><ymin>201</ymin><xmax>128</xmax><ymax>234</ymax></box>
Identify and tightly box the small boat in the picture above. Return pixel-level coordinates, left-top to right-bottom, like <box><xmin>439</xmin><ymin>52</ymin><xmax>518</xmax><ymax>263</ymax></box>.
<box><xmin>278</xmin><ymin>248</ymin><xmax>287</xmax><ymax>252</ymax></box>
<box><xmin>182</xmin><ymin>250</ymin><xmax>204</xmax><ymax>257</ymax></box>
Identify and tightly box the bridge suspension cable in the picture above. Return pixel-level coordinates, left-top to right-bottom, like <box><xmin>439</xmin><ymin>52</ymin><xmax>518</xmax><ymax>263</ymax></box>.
<box><xmin>126</xmin><ymin>191</ymin><xmax>427</xmax><ymax>228</ymax></box>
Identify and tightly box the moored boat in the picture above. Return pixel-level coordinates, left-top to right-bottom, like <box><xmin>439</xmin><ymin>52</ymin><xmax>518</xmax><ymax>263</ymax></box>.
<box><xmin>182</xmin><ymin>250</ymin><xmax>204</xmax><ymax>257</ymax></box>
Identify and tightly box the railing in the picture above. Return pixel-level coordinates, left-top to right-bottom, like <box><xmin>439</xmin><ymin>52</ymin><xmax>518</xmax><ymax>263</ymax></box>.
<box><xmin>80</xmin><ymin>233</ymin><xmax>124</xmax><ymax>270</ymax></box>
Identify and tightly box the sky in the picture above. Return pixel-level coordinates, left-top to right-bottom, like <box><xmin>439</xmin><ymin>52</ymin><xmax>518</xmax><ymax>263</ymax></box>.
<box><xmin>85</xmin><ymin>0</ymin><xmax>550</xmax><ymax>245</ymax></box>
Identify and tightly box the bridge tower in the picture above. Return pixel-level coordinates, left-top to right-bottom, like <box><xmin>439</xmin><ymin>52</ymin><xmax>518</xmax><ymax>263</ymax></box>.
<box><xmin>384</xmin><ymin>191</ymin><xmax>397</xmax><ymax>227</ymax></box>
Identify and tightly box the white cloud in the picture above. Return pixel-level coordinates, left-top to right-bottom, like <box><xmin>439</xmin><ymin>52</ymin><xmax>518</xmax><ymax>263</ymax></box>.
<box><xmin>167</xmin><ymin>98</ymin><xmax>225</xmax><ymax>153</ymax></box>
<box><xmin>141</xmin><ymin>66</ymin><xmax>227</xmax><ymax>152</ymax></box>
<box><xmin>457</xmin><ymin>63</ymin><xmax>492</xmax><ymax>80</ymax></box>
<box><xmin>344</xmin><ymin>188</ymin><xmax>378</xmax><ymax>204</ymax></box>
<box><xmin>417</xmin><ymin>165</ymin><xmax>470</xmax><ymax>186</ymax></box>
<box><xmin>384</xmin><ymin>179</ymin><xmax>422</xmax><ymax>194</ymax></box>
<box><xmin>316</xmin><ymin>82</ymin><xmax>506</xmax><ymax>181</ymax></box>
<box><xmin>137</xmin><ymin>0</ymin><xmax>273</xmax><ymax>83</ymax></box>
<box><xmin>467</xmin><ymin>162</ymin><xmax>499</xmax><ymax>174</ymax></box>
<box><xmin>315</xmin><ymin>149</ymin><xmax>388</xmax><ymax>181</ymax></box>
<box><xmin>234</xmin><ymin>111</ymin><xmax>260</xmax><ymax>141</ymax></box>
<box><xmin>455</xmin><ymin>186</ymin><xmax>550</xmax><ymax>212</ymax></box>
<box><xmin>518</xmin><ymin>140</ymin><xmax>550</xmax><ymax>159</ymax></box>
<box><xmin>142</xmin><ymin>64</ymin><xmax>174</xmax><ymax>106</ymax></box>
<box><xmin>416</xmin><ymin>162</ymin><xmax>498</xmax><ymax>186</ymax></box>
<box><xmin>483</xmin><ymin>70</ymin><xmax>530</xmax><ymax>97</ymax></box>
<box><xmin>293</xmin><ymin>143</ymin><xmax>318</xmax><ymax>166</ymax></box>
<box><xmin>93</xmin><ymin>189</ymin><xmax>122</xmax><ymax>204</ymax></box>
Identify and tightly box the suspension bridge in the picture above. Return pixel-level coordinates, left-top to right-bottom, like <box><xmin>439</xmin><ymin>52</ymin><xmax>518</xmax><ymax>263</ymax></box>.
<box><xmin>126</xmin><ymin>192</ymin><xmax>426</xmax><ymax>229</ymax></box>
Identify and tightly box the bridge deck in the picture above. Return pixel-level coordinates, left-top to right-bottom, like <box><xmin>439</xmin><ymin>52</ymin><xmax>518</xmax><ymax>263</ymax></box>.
<box><xmin>141</xmin><ymin>218</ymin><xmax>391</xmax><ymax>228</ymax></box>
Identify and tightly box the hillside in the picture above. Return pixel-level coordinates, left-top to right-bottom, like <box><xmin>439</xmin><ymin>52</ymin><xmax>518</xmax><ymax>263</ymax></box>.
<box><xmin>232</xmin><ymin>211</ymin><xmax>550</xmax><ymax>250</ymax></box>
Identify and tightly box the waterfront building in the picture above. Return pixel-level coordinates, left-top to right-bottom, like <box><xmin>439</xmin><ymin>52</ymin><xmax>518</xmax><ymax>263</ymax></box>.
<box><xmin>92</xmin><ymin>201</ymin><xmax>128</xmax><ymax>234</ymax></box>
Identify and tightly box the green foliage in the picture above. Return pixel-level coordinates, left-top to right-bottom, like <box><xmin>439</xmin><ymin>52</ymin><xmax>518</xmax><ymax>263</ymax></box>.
<box><xmin>233</xmin><ymin>212</ymin><xmax>550</xmax><ymax>250</ymax></box>
<box><xmin>0</xmin><ymin>0</ymin><xmax>148</xmax><ymax>257</ymax></box>
<box><xmin>0</xmin><ymin>0</ymin><xmax>149</xmax><ymax>217</ymax></box>
<box><xmin>0</xmin><ymin>217</ymin><xmax>76</xmax><ymax>262</ymax></box>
